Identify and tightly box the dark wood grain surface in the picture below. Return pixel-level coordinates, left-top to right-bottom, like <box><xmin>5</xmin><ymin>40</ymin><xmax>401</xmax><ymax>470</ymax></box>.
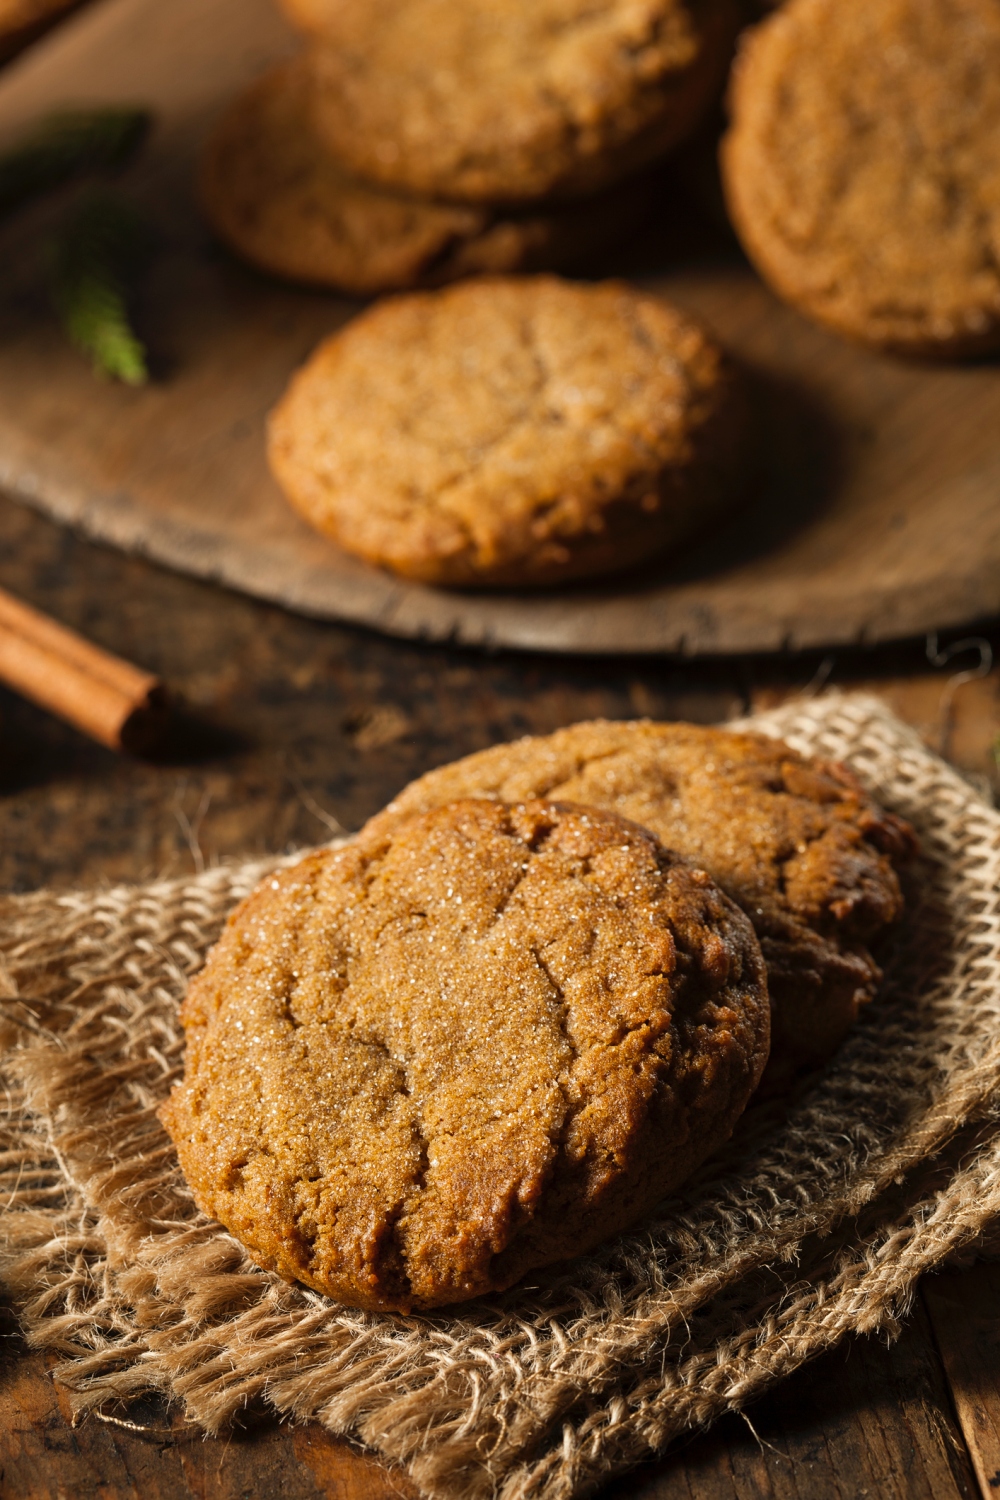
<box><xmin>2</xmin><ymin>489</ymin><xmax>1000</xmax><ymax>1499</ymax></box>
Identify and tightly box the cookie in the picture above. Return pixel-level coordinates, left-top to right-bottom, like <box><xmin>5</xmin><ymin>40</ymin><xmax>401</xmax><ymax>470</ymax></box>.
<box><xmin>201</xmin><ymin>61</ymin><xmax>654</xmax><ymax>295</ymax></box>
<box><xmin>721</xmin><ymin>0</ymin><xmax>1000</xmax><ymax>356</ymax></box>
<box><xmin>293</xmin><ymin>0</ymin><xmax>740</xmax><ymax>204</ymax></box>
<box><xmin>267</xmin><ymin>276</ymin><xmax>748</xmax><ymax>588</ymax></box>
<box><xmin>366</xmin><ymin>721</ymin><xmax>918</xmax><ymax>1089</ymax></box>
<box><xmin>160</xmin><ymin>799</ymin><xmax>770</xmax><ymax>1311</ymax></box>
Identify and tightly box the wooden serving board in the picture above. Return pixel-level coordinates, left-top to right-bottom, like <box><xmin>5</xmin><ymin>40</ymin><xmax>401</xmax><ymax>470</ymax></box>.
<box><xmin>1</xmin><ymin>0</ymin><xmax>999</xmax><ymax>656</ymax></box>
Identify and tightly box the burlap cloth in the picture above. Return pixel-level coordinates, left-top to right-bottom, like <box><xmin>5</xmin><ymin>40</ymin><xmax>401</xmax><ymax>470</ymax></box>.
<box><xmin>3</xmin><ymin>692</ymin><xmax>1000</xmax><ymax>1498</ymax></box>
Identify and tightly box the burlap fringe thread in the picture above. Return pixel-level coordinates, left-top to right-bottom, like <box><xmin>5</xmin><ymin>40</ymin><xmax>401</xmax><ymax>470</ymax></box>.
<box><xmin>3</xmin><ymin>694</ymin><xmax>1000</xmax><ymax>1499</ymax></box>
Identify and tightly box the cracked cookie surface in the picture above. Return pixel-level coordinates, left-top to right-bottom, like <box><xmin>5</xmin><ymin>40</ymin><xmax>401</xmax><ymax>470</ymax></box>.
<box><xmin>367</xmin><ymin>721</ymin><xmax>919</xmax><ymax>1090</ymax></box>
<box><xmin>266</xmin><ymin>275</ymin><xmax>748</xmax><ymax>587</ymax></box>
<box><xmin>200</xmin><ymin>60</ymin><xmax>652</xmax><ymax>294</ymax></box>
<box><xmin>722</xmin><ymin>0</ymin><xmax>1000</xmax><ymax>355</ymax></box>
<box><xmin>293</xmin><ymin>0</ymin><xmax>739</xmax><ymax>203</ymax></box>
<box><xmin>160</xmin><ymin>798</ymin><xmax>769</xmax><ymax>1311</ymax></box>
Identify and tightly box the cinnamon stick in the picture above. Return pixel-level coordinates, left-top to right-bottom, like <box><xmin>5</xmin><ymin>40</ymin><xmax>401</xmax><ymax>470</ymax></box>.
<box><xmin>0</xmin><ymin>585</ymin><xmax>169</xmax><ymax>753</ymax></box>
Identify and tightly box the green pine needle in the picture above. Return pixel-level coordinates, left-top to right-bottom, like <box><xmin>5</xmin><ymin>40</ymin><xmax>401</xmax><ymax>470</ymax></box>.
<box><xmin>50</xmin><ymin>191</ymin><xmax>152</xmax><ymax>384</ymax></box>
<box><xmin>0</xmin><ymin>107</ymin><xmax>150</xmax><ymax>216</ymax></box>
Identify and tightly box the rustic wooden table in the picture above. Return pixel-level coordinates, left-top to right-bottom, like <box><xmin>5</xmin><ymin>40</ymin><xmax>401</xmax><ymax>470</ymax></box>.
<box><xmin>2</xmin><ymin>489</ymin><xmax>1000</xmax><ymax>1500</ymax></box>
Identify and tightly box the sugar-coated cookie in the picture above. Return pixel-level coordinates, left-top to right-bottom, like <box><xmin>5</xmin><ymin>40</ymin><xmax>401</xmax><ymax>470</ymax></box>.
<box><xmin>161</xmin><ymin>799</ymin><xmax>770</xmax><ymax>1310</ymax></box>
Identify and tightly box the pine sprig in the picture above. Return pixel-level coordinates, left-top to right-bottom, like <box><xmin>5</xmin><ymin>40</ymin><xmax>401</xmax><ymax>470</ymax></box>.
<box><xmin>0</xmin><ymin>107</ymin><xmax>150</xmax><ymax>216</ymax></box>
<box><xmin>50</xmin><ymin>190</ymin><xmax>152</xmax><ymax>384</ymax></box>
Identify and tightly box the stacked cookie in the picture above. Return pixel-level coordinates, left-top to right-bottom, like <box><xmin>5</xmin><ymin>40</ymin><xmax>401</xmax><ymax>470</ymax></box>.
<box><xmin>202</xmin><ymin>0</ymin><xmax>742</xmax><ymax>294</ymax></box>
<box><xmin>160</xmin><ymin>720</ymin><xmax>917</xmax><ymax>1312</ymax></box>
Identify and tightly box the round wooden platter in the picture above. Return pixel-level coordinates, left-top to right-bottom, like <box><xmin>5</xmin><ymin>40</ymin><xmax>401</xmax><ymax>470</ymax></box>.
<box><xmin>1</xmin><ymin>0</ymin><xmax>999</xmax><ymax>656</ymax></box>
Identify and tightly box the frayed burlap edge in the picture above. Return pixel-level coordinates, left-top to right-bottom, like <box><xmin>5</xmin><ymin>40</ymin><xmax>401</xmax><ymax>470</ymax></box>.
<box><xmin>2</xmin><ymin>692</ymin><xmax>1000</xmax><ymax>1500</ymax></box>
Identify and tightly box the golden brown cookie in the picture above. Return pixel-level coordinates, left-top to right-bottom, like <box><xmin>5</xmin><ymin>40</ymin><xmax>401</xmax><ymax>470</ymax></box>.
<box><xmin>267</xmin><ymin>276</ymin><xmax>748</xmax><ymax>588</ymax></box>
<box><xmin>366</xmin><ymin>721</ymin><xmax>918</xmax><ymax>1089</ymax></box>
<box><xmin>201</xmin><ymin>60</ymin><xmax>654</xmax><ymax>295</ymax></box>
<box><xmin>293</xmin><ymin>0</ymin><xmax>740</xmax><ymax>203</ymax></box>
<box><xmin>160</xmin><ymin>799</ymin><xmax>770</xmax><ymax>1311</ymax></box>
<box><xmin>721</xmin><ymin>0</ymin><xmax>1000</xmax><ymax>356</ymax></box>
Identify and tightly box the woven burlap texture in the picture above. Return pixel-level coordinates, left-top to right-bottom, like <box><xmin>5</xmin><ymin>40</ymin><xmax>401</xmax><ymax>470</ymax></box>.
<box><xmin>2</xmin><ymin>692</ymin><xmax>1000</xmax><ymax>1499</ymax></box>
